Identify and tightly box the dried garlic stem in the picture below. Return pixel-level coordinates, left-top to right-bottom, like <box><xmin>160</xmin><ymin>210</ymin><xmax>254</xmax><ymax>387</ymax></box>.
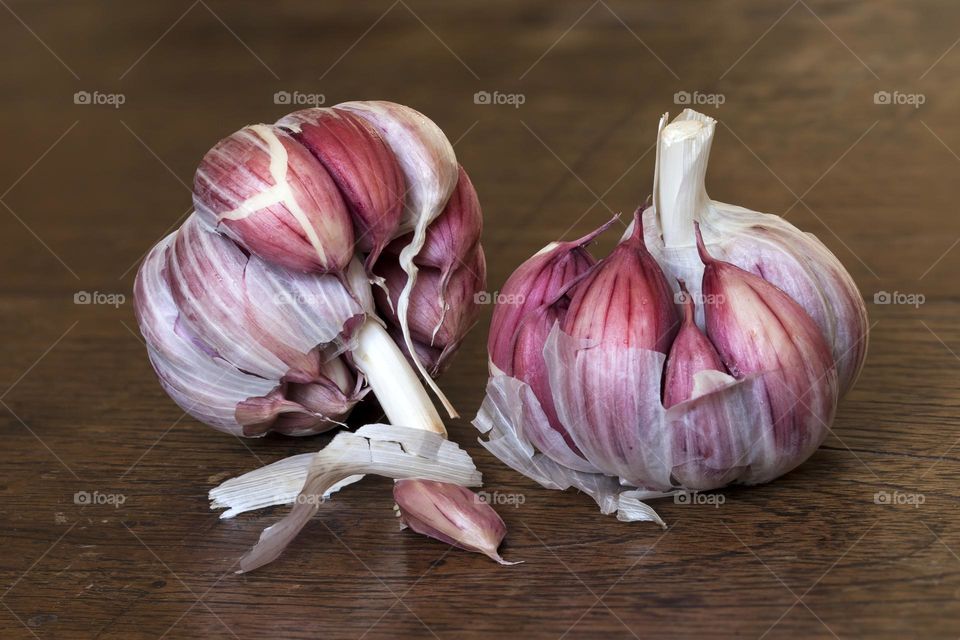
<box><xmin>656</xmin><ymin>110</ymin><xmax>716</xmax><ymax>248</ymax></box>
<box><xmin>351</xmin><ymin>319</ymin><xmax>446</xmax><ymax>436</ymax></box>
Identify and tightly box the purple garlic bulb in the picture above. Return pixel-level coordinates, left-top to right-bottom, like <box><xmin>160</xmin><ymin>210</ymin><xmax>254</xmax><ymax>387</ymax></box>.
<box><xmin>474</xmin><ymin>109</ymin><xmax>863</xmax><ymax>523</ymax></box>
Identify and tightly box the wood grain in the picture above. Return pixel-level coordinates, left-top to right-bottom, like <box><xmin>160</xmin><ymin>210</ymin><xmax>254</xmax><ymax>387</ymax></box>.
<box><xmin>1</xmin><ymin>1</ymin><xmax>958</xmax><ymax>638</ymax></box>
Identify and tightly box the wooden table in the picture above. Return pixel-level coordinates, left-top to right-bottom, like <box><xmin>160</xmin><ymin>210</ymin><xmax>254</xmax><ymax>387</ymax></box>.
<box><xmin>1</xmin><ymin>1</ymin><xmax>957</xmax><ymax>637</ymax></box>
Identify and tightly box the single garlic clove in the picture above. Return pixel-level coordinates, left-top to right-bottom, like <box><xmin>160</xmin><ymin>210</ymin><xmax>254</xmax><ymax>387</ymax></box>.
<box><xmin>372</xmin><ymin>245</ymin><xmax>486</xmax><ymax>352</ymax></box>
<box><xmin>562</xmin><ymin>211</ymin><xmax>679</xmax><ymax>355</ymax></box>
<box><xmin>696</xmin><ymin>225</ymin><xmax>838</xmax><ymax>481</ymax></box>
<box><xmin>393</xmin><ymin>479</ymin><xmax>514</xmax><ymax>564</ymax></box>
<box><xmin>663</xmin><ymin>280</ymin><xmax>727</xmax><ymax>408</ymax></box>
<box><xmin>385</xmin><ymin>165</ymin><xmax>483</xmax><ymax>290</ymax></box>
<box><xmin>487</xmin><ymin>219</ymin><xmax>611</xmax><ymax>374</ymax></box>
<box><xmin>551</xmin><ymin>210</ymin><xmax>679</xmax><ymax>484</ymax></box>
<box><xmin>277</xmin><ymin>107</ymin><xmax>405</xmax><ymax>270</ymax></box>
<box><xmin>193</xmin><ymin>123</ymin><xmax>355</xmax><ymax>273</ymax></box>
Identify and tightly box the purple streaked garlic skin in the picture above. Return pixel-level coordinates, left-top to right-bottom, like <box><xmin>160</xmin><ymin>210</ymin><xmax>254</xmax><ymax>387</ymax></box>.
<box><xmin>193</xmin><ymin>124</ymin><xmax>355</xmax><ymax>274</ymax></box>
<box><xmin>277</xmin><ymin>107</ymin><xmax>404</xmax><ymax>269</ymax></box>
<box><xmin>393</xmin><ymin>479</ymin><xmax>512</xmax><ymax>564</ymax></box>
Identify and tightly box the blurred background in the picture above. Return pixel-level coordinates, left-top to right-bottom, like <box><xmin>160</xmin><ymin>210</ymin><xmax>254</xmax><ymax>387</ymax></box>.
<box><xmin>1</xmin><ymin>1</ymin><xmax>957</xmax><ymax>638</ymax></box>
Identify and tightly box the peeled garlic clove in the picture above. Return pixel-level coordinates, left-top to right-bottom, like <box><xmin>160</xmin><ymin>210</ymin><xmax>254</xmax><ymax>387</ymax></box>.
<box><xmin>277</xmin><ymin>108</ymin><xmax>404</xmax><ymax>269</ymax></box>
<box><xmin>373</xmin><ymin>245</ymin><xmax>486</xmax><ymax>351</ymax></box>
<box><xmin>487</xmin><ymin>220</ymin><xmax>610</xmax><ymax>374</ymax></box>
<box><xmin>663</xmin><ymin>280</ymin><xmax>726</xmax><ymax>407</ymax></box>
<box><xmin>193</xmin><ymin>123</ymin><xmax>355</xmax><ymax>273</ymax></box>
<box><xmin>393</xmin><ymin>479</ymin><xmax>513</xmax><ymax>564</ymax></box>
<box><xmin>696</xmin><ymin>226</ymin><xmax>838</xmax><ymax>480</ymax></box>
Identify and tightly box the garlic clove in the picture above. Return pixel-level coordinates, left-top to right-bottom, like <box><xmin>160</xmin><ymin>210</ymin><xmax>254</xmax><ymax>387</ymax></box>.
<box><xmin>372</xmin><ymin>245</ymin><xmax>486</xmax><ymax>352</ymax></box>
<box><xmin>562</xmin><ymin>211</ymin><xmax>678</xmax><ymax>354</ymax></box>
<box><xmin>393</xmin><ymin>479</ymin><xmax>515</xmax><ymax>565</ymax></box>
<box><xmin>193</xmin><ymin>123</ymin><xmax>355</xmax><ymax>273</ymax></box>
<box><xmin>663</xmin><ymin>280</ymin><xmax>726</xmax><ymax>408</ymax></box>
<box><xmin>277</xmin><ymin>108</ymin><xmax>405</xmax><ymax>270</ymax></box>
<box><xmin>696</xmin><ymin>225</ymin><xmax>838</xmax><ymax>481</ymax></box>
<box><xmin>385</xmin><ymin>165</ymin><xmax>483</xmax><ymax>289</ymax></box>
<box><xmin>487</xmin><ymin>219</ymin><xmax>611</xmax><ymax>374</ymax></box>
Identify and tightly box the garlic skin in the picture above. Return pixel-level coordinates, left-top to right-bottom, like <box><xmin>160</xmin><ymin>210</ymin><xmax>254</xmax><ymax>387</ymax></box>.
<box><xmin>474</xmin><ymin>109</ymin><xmax>864</xmax><ymax>520</ymax></box>
<box><xmin>393</xmin><ymin>479</ymin><xmax>512</xmax><ymax>564</ymax></box>
<box><xmin>193</xmin><ymin>123</ymin><xmax>355</xmax><ymax>273</ymax></box>
<box><xmin>135</xmin><ymin>232</ymin><xmax>362</xmax><ymax>437</ymax></box>
<box><xmin>277</xmin><ymin>107</ymin><xmax>404</xmax><ymax>271</ymax></box>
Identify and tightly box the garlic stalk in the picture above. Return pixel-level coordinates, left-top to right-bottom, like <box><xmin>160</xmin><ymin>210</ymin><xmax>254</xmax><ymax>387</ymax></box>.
<box><xmin>475</xmin><ymin>109</ymin><xmax>867</xmax><ymax>523</ymax></box>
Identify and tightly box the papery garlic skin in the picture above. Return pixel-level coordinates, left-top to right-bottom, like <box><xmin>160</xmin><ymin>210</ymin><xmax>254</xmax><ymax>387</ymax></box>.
<box><xmin>194</xmin><ymin>123</ymin><xmax>355</xmax><ymax>273</ymax></box>
<box><xmin>135</xmin><ymin>232</ymin><xmax>361</xmax><ymax>437</ymax></box>
<box><xmin>393</xmin><ymin>479</ymin><xmax>512</xmax><ymax>565</ymax></box>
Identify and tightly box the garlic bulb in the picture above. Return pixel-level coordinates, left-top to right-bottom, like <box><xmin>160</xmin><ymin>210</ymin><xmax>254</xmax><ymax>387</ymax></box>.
<box><xmin>475</xmin><ymin>109</ymin><xmax>867</xmax><ymax>522</ymax></box>
<box><xmin>136</xmin><ymin>101</ymin><xmax>508</xmax><ymax>569</ymax></box>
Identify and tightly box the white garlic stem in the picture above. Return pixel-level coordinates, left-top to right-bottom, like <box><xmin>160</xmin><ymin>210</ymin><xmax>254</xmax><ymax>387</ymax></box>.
<box><xmin>351</xmin><ymin>318</ymin><xmax>446</xmax><ymax>436</ymax></box>
<box><xmin>656</xmin><ymin>110</ymin><xmax>716</xmax><ymax>248</ymax></box>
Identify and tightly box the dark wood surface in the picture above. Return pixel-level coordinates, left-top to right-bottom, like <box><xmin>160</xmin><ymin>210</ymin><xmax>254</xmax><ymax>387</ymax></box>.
<box><xmin>2</xmin><ymin>1</ymin><xmax>958</xmax><ymax>638</ymax></box>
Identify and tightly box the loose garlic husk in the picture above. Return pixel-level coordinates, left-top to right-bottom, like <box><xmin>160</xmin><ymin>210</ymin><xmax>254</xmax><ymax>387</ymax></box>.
<box><xmin>135</xmin><ymin>100</ymin><xmax>510</xmax><ymax>569</ymax></box>
<box><xmin>475</xmin><ymin>109</ymin><xmax>866</xmax><ymax>522</ymax></box>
